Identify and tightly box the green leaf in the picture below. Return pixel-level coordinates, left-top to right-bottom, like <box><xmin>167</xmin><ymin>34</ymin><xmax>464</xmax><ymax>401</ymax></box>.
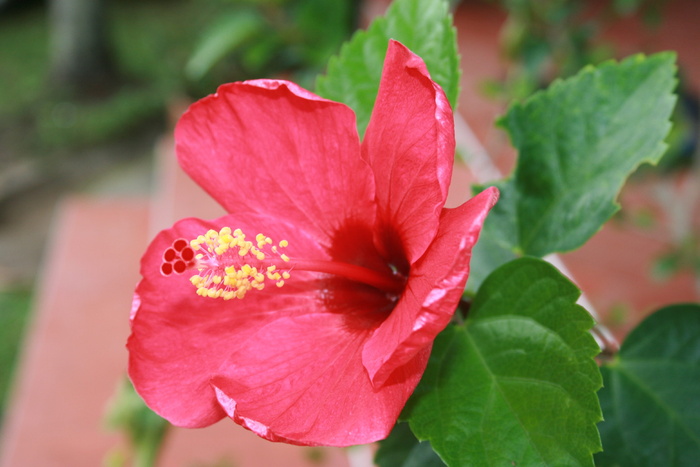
<box><xmin>375</xmin><ymin>423</ymin><xmax>445</xmax><ymax>467</ymax></box>
<box><xmin>405</xmin><ymin>257</ymin><xmax>602</xmax><ymax>466</ymax></box>
<box><xmin>465</xmin><ymin>180</ymin><xmax>518</xmax><ymax>293</ymax></box>
<box><xmin>315</xmin><ymin>0</ymin><xmax>459</xmax><ymax>136</ymax></box>
<box><xmin>596</xmin><ymin>304</ymin><xmax>700</xmax><ymax>467</ymax></box>
<box><xmin>105</xmin><ymin>377</ymin><xmax>170</xmax><ymax>467</ymax></box>
<box><xmin>468</xmin><ymin>53</ymin><xmax>677</xmax><ymax>290</ymax></box>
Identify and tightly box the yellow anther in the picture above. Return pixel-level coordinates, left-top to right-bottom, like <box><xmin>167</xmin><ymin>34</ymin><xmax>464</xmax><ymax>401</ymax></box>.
<box><xmin>184</xmin><ymin>226</ymin><xmax>292</xmax><ymax>301</ymax></box>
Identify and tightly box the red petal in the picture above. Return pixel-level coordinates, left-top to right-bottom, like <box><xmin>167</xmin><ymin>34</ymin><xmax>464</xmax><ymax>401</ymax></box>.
<box><xmin>128</xmin><ymin>214</ymin><xmax>328</xmax><ymax>427</ymax></box>
<box><xmin>175</xmin><ymin>80</ymin><xmax>375</xmax><ymax>248</ymax></box>
<box><xmin>362</xmin><ymin>187</ymin><xmax>499</xmax><ymax>386</ymax></box>
<box><xmin>362</xmin><ymin>40</ymin><xmax>456</xmax><ymax>263</ymax></box>
<box><xmin>210</xmin><ymin>313</ymin><xmax>430</xmax><ymax>446</ymax></box>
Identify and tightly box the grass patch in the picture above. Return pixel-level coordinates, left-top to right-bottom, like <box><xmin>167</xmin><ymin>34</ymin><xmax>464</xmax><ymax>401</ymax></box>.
<box><xmin>0</xmin><ymin>5</ymin><xmax>48</xmax><ymax>118</ymax></box>
<box><xmin>0</xmin><ymin>287</ymin><xmax>32</xmax><ymax>424</ymax></box>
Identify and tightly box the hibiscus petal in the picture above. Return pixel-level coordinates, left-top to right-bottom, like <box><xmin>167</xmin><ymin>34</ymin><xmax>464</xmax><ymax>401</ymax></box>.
<box><xmin>362</xmin><ymin>187</ymin><xmax>499</xmax><ymax>387</ymax></box>
<box><xmin>128</xmin><ymin>213</ymin><xmax>328</xmax><ymax>427</ymax></box>
<box><xmin>210</xmin><ymin>313</ymin><xmax>430</xmax><ymax>447</ymax></box>
<box><xmin>362</xmin><ymin>40</ymin><xmax>456</xmax><ymax>263</ymax></box>
<box><xmin>175</xmin><ymin>79</ymin><xmax>376</xmax><ymax>248</ymax></box>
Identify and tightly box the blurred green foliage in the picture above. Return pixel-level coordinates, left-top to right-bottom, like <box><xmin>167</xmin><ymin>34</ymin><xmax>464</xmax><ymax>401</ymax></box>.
<box><xmin>0</xmin><ymin>1</ymin><xmax>213</xmax><ymax>153</ymax></box>
<box><xmin>104</xmin><ymin>377</ymin><xmax>170</xmax><ymax>467</ymax></box>
<box><xmin>0</xmin><ymin>287</ymin><xmax>32</xmax><ymax>425</ymax></box>
<box><xmin>486</xmin><ymin>0</ymin><xmax>667</xmax><ymax>100</ymax></box>
<box><xmin>185</xmin><ymin>0</ymin><xmax>358</xmax><ymax>95</ymax></box>
<box><xmin>0</xmin><ymin>0</ymin><xmax>356</xmax><ymax>155</ymax></box>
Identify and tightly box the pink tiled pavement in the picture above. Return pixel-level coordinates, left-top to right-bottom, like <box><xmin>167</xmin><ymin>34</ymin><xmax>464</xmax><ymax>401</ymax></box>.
<box><xmin>0</xmin><ymin>198</ymin><xmax>148</xmax><ymax>466</ymax></box>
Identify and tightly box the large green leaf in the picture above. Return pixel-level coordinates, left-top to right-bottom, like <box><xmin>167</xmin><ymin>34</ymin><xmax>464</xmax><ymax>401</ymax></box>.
<box><xmin>596</xmin><ymin>304</ymin><xmax>700</xmax><ymax>467</ymax></box>
<box><xmin>468</xmin><ymin>53</ymin><xmax>676</xmax><ymax>290</ymax></box>
<box><xmin>315</xmin><ymin>0</ymin><xmax>459</xmax><ymax>136</ymax></box>
<box><xmin>405</xmin><ymin>257</ymin><xmax>602</xmax><ymax>466</ymax></box>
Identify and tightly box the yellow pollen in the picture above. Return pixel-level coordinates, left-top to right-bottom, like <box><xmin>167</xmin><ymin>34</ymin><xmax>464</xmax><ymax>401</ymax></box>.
<box><xmin>181</xmin><ymin>226</ymin><xmax>292</xmax><ymax>301</ymax></box>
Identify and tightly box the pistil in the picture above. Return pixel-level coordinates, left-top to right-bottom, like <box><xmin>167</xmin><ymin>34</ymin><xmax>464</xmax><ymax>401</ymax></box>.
<box><xmin>160</xmin><ymin>226</ymin><xmax>404</xmax><ymax>300</ymax></box>
<box><xmin>285</xmin><ymin>259</ymin><xmax>404</xmax><ymax>294</ymax></box>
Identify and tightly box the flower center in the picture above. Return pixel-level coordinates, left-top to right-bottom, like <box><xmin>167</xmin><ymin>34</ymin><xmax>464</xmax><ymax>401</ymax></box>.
<box><xmin>160</xmin><ymin>226</ymin><xmax>405</xmax><ymax>300</ymax></box>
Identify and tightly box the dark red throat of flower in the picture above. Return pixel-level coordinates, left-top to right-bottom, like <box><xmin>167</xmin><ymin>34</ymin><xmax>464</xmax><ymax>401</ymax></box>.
<box><xmin>160</xmin><ymin>227</ymin><xmax>405</xmax><ymax>301</ymax></box>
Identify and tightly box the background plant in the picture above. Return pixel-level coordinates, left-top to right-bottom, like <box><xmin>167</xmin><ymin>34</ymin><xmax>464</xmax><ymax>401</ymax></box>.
<box><xmin>316</xmin><ymin>0</ymin><xmax>698</xmax><ymax>465</ymax></box>
<box><xmin>115</xmin><ymin>1</ymin><xmax>699</xmax><ymax>465</ymax></box>
<box><xmin>184</xmin><ymin>0</ymin><xmax>359</xmax><ymax>94</ymax></box>
<box><xmin>488</xmin><ymin>0</ymin><xmax>700</xmax><ymax>297</ymax></box>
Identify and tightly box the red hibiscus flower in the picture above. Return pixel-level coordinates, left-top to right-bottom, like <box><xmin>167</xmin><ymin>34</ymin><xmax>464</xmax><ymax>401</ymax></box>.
<box><xmin>127</xmin><ymin>40</ymin><xmax>498</xmax><ymax>447</ymax></box>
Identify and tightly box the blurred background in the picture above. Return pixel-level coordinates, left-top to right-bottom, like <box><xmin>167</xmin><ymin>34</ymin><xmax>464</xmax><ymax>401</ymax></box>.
<box><xmin>0</xmin><ymin>0</ymin><xmax>698</xmax><ymax>465</ymax></box>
